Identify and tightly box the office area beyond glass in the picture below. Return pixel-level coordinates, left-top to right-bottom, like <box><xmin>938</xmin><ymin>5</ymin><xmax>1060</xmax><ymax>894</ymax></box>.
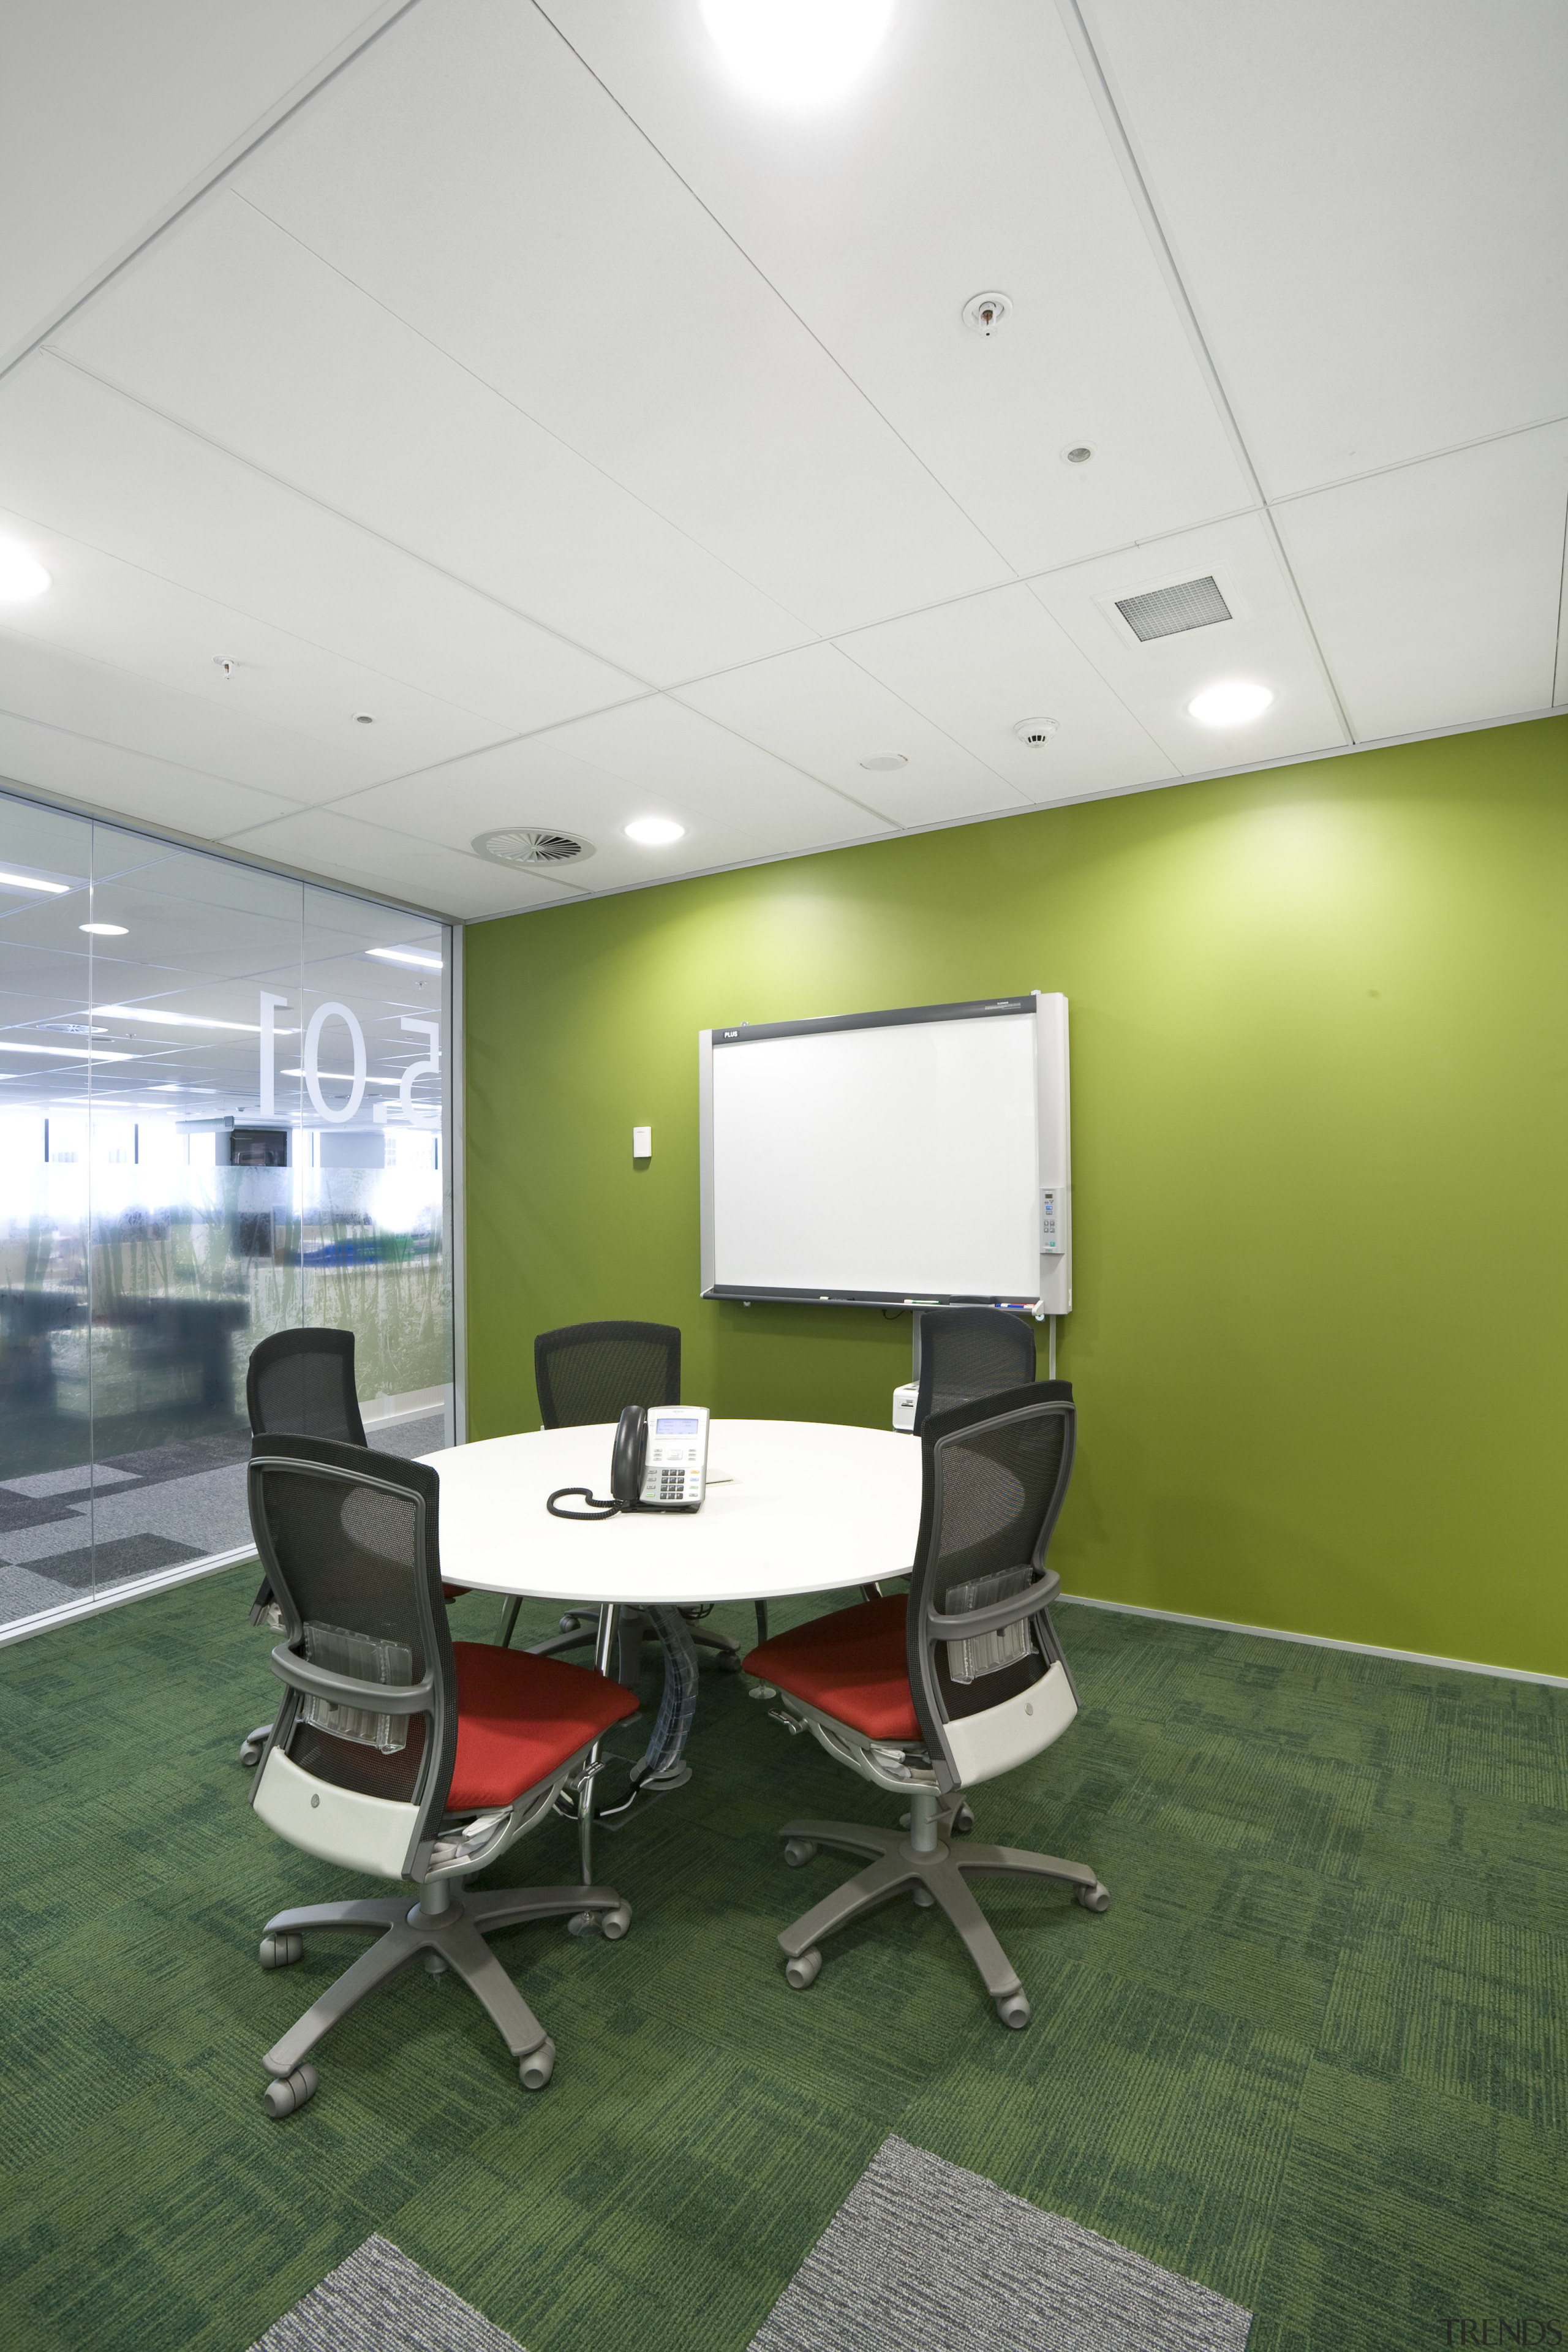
<box><xmin>0</xmin><ymin>787</ymin><xmax>453</xmax><ymax>1635</ymax></box>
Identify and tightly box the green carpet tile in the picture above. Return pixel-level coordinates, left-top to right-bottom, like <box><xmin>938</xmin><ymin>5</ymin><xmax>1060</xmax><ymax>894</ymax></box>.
<box><xmin>2</xmin><ymin>1575</ymin><xmax>1564</xmax><ymax>2352</ymax></box>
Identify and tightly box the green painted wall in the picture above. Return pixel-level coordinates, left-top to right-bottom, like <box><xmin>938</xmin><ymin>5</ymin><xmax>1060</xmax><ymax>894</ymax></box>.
<box><xmin>465</xmin><ymin>715</ymin><xmax>1568</xmax><ymax>1676</ymax></box>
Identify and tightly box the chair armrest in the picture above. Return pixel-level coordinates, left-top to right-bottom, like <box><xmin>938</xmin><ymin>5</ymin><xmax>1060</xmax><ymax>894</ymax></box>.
<box><xmin>269</xmin><ymin>1643</ymin><xmax>433</xmax><ymax>1714</ymax></box>
<box><xmin>927</xmin><ymin>1567</ymin><xmax>1060</xmax><ymax>1642</ymax></box>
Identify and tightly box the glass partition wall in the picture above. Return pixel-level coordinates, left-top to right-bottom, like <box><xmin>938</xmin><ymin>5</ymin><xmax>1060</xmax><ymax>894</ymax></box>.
<box><xmin>0</xmin><ymin>791</ymin><xmax>453</xmax><ymax>1637</ymax></box>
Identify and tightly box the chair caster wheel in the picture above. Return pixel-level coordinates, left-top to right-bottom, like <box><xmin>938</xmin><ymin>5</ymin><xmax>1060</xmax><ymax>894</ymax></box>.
<box><xmin>995</xmin><ymin>1992</ymin><xmax>1031</xmax><ymax>2030</ymax></box>
<box><xmin>239</xmin><ymin>1734</ymin><xmax>266</xmax><ymax>1768</ymax></box>
<box><xmin>1076</xmin><ymin>1882</ymin><xmax>1110</xmax><ymax>1912</ymax></box>
<box><xmin>558</xmin><ymin>1613</ymin><xmax>582</xmax><ymax>1635</ymax></box>
<box><xmin>716</xmin><ymin>1651</ymin><xmax>743</xmax><ymax>1673</ymax></box>
<box><xmin>260</xmin><ymin>1932</ymin><xmax>304</xmax><ymax>1969</ymax></box>
<box><xmin>912</xmin><ymin>1884</ymin><xmax>935</xmax><ymax>1907</ymax></box>
<box><xmin>519</xmin><ymin>2038</ymin><xmax>555</xmax><ymax>2091</ymax></box>
<box><xmin>600</xmin><ymin>1902</ymin><xmax>632</xmax><ymax>1941</ymax></box>
<box><xmin>951</xmin><ymin>1803</ymin><xmax>974</xmax><ymax>1836</ymax></box>
<box><xmin>566</xmin><ymin>1910</ymin><xmax>601</xmax><ymax>1937</ymax></box>
<box><xmin>263</xmin><ymin>2062</ymin><xmax>318</xmax><ymax>2117</ymax></box>
<box><xmin>783</xmin><ymin>1838</ymin><xmax>817</xmax><ymax>1868</ymax></box>
<box><xmin>748</xmin><ymin>1682</ymin><xmax>776</xmax><ymax>1701</ymax></box>
<box><xmin>785</xmin><ymin>1948</ymin><xmax>823</xmax><ymax>1989</ymax></box>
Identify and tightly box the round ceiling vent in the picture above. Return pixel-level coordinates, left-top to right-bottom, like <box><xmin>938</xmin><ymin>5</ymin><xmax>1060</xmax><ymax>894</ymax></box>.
<box><xmin>1013</xmin><ymin>717</ymin><xmax>1060</xmax><ymax>747</ymax></box>
<box><xmin>473</xmin><ymin>827</ymin><xmax>596</xmax><ymax>869</ymax></box>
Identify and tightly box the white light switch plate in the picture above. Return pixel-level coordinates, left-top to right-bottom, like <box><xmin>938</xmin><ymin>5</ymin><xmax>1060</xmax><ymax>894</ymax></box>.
<box><xmin>632</xmin><ymin>1126</ymin><xmax>652</xmax><ymax>1158</ymax></box>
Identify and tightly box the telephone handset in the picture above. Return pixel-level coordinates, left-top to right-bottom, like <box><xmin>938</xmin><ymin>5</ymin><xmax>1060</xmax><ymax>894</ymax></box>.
<box><xmin>547</xmin><ymin>1404</ymin><xmax>710</xmax><ymax>1520</ymax></box>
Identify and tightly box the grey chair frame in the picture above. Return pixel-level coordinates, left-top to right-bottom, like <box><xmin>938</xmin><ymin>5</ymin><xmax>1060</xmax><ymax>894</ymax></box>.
<box><xmin>766</xmin><ymin>1385</ymin><xmax>1108</xmax><ymax>2029</ymax></box>
<box><xmin>247</xmin><ymin>1434</ymin><xmax>628</xmax><ymax>2114</ymax></box>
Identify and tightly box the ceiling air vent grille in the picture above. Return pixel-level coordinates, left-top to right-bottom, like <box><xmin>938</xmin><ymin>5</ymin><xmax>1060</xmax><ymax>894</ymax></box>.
<box><xmin>473</xmin><ymin>827</ymin><xmax>595</xmax><ymax>869</ymax></box>
<box><xmin>1115</xmin><ymin>575</ymin><xmax>1231</xmax><ymax>642</ymax></box>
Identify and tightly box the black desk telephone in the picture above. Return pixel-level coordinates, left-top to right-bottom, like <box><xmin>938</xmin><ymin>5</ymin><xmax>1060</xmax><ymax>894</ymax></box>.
<box><xmin>547</xmin><ymin>1404</ymin><xmax>711</xmax><ymax>1520</ymax></box>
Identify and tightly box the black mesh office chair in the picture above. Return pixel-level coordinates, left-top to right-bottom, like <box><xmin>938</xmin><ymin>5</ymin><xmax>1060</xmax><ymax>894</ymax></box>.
<box><xmin>913</xmin><ymin>1306</ymin><xmax>1037</xmax><ymax>1431</ymax></box>
<box><xmin>743</xmin><ymin>1383</ymin><xmax>1107</xmax><ymax>2029</ymax></box>
<box><xmin>245</xmin><ymin>1434</ymin><xmax>637</xmax><ymax>2115</ymax></box>
<box><xmin>240</xmin><ymin>1329</ymin><xmax>468</xmax><ymax>1768</ymax></box>
<box><xmin>503</xmin><ymin>1321</ymin><xmax>752</xmax><ymax>1667</ymax></box>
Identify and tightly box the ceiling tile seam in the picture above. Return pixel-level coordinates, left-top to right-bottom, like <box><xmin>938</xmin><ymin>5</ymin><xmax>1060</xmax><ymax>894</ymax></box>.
<box><xmin>1055</xmin><ymin>0</ymin><xmax>1356</xmax><ymax>748</ymax></box>
<box><xmin>1265</xmin><ymin>407</ymin><xmax>1568</xmax><ymax>510</ymax></box>
<box><xmin>0</xmin><ymin>687</ymin><xmax>320</xmax><ymax>808</ymax></box>
<box><xmin>37</xmin><ymin>349</ymin><xmax>659</xmax><ymax>707</ymax></box>
<box><xmin>0</xmin><ymin>765</ymin><xmax>458</xmax><ymax>924</ymax></box>
<box><xmin>527</xmin><ymin>0</ymin><xmax>1023</xmax><ymax>582</ymax></box>
<box><xmin>212</xmin><ymin>807</ymin><xmax>595</xmax><ymax>900</ymax></box>
<box><xmin>1551</xmin><ymin>489</ymin><xmax>1568</xmax><ymax>708</ymax></box>
<box><xmin>0</xmin><ymin>502</ymin><xmax>551</xmax><ymax>753</ymax></box>
<box><xmin>470</xmin><ymin>703</ymin><xmax>1567</xmax><ymax>927</ymax></box>
<box><xmin>226</xmin><ymin>186</ymin><xmax>830</xmax><ymax>646</ymax></box>
<box><xmin>0</xmin><ymin>0</ymin><xmax>429</xmax><ymax>386</ymax></box>
<box><xmin>304</xmin><ymin>681</ymin><xmax>903</xmax><ymax>835</ymax></box>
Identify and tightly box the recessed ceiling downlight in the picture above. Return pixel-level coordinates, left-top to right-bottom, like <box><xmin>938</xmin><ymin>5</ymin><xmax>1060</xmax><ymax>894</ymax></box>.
<box><xmin>625</xmin><ymin>817</ymin><xmax>686</xmax><ymax>848</ymax></box>
<box><xmin>859</xmin><ymin>751</ymin><xmax>908</xmax><ymax>772</ymax></box>
<box><xmin>80</xmin><ymin>923</ymin><xmax>128</xmax><ymax>937</ymax></box>
<box><xmin>699</xmin><ymin>0</ymin><xmax>895</xmax><ymax>106</ymax></box>
<box><xmin>473</xmin><ymin>828</ymin><xmax>596</xmax><ymax>869</ymax></box>
<box><xmin>0</xmin><ymin>541</ymin><xmax>51</xmax><ymax>601</ymax></box>
<box><xmin>1188</xmin><ymin>681</ymin><xmax>1274</xmax><ymax>727</ymax></box>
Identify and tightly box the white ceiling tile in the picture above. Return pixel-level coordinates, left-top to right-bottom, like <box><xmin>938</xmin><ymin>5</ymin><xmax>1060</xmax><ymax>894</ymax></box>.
<box><xmin>0</xmin><ymin>712</ymin><xmax>295</xmax><ymax>843</ymax></box>
<box><xmin>1025</xmin><ymin>514</ymin><xmax>1350</xmax><ymax>767</ymax></box>
<box><xmin>219</xmin><ymin>807</ymin><xmax>570</xmax><ymax>919</ymax></box>
<box><xmin>336</xmin><ymin>695</ymin><xmax>897</xmax><ymax>895</ymax></box>
<box><xmin>0</xmin><ymin>356</ymin><xmax>640</xmax><ymax>733</ymax></box>
<box><xmin>839</xmin><ymin>582</ymin><xmax>1177</xmax><ymax>801</ymax></box>
<box><xmin>0</xmin><ymin>626</ymin><xmax>411</xmax><ymax>805</ymax></box>
<box><xmin>52</xmin><ymin>193</ymin><xmax>815</xmax><ymax>686</ymax></box>
<box><xmin>537</xmin><ymin>0</ymin><xmax>1251</xmax><ymax>575</ymax></box>
<box><xmin>0</xmin><ymin>505</ymin><xmax>514</xmax><ymax>785</ymax></box>
<box><xmin>1085</xmin><ymin>0</ymin><xmax>1568</xmax><ymax>494</ymax></box>
<box><xmin>0</xmin><ymin>2</ymin><xmax>399</xmax><ymax>360</ymax></box>
<box><xmin>1273</xmin><ymin>425</ymin><xmax>1568</xmax><ymax>740</ymax></box>
<box><xmin>228</xmin><ymin>0</ymin><xmax>1012</xmax><ymax>633</ymax></box>
<box><xmin>674</xmin><ymin>644</ymin><xmax>1022</xmax><ymax>827</ymax></box>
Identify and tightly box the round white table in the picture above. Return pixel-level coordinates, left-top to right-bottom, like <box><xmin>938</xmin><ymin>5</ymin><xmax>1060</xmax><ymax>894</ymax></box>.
<box><xmin>421</xmin><ymin>1418</ymin><xmax>922</xmax><ymax>1899</ymax></box>
<box><xmin>420</xmin><ymin>1417</ymin><xmax>921</xmax><ymax>1608</ymax></box>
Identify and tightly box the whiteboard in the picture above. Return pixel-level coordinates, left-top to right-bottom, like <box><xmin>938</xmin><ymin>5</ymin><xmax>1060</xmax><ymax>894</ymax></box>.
<box><xmin>698</xmin><ymin>995</ymin><xmax>1070</xmax><ymax>1310</ymax></box>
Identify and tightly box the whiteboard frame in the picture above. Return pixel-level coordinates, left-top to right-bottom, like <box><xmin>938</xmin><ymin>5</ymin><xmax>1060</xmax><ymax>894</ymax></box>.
<box><xmin>698</xmin><ymin>992</ymin><xmax>1071</xmax><ymax>1313</ymax></box>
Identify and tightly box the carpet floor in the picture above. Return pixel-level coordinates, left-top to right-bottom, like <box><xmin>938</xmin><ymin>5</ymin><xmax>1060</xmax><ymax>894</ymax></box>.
<box><xmin>1</xmin><ymin>1572</ymin><xmax>1562</xmax><ymax>2352</ymax></box>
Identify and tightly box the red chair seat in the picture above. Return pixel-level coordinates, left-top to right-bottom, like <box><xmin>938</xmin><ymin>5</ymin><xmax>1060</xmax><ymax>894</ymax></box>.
<box><xmin>448</xmin><ymin>1641</ymin><xmax>639</xmax><ymax>1811</ymax></box>
<box><xmin>742</xmin><ymin>1594</ymin><xmax>919</xmax><ymax>1743</ymax></box>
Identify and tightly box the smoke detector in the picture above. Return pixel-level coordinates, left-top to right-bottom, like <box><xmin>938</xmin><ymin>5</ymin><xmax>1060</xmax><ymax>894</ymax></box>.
<box><xmin>859</xmin><ymin>750</ymin><xmax>908</xmax><ymax>772</ymax></box>
<box><xmin>1013</xmin><ymin>717</ymin><xmax>1060</xmax><ymax>747</ymax></box>
<box><xmin>473</xmin><ymin>827</ymin><xmax>596</xmax><ymax>869</ymax></box>
<box><xmin>962</xmin><ymin>290</ymin><xmax>1012</xmax><ymax>337</ymax></box>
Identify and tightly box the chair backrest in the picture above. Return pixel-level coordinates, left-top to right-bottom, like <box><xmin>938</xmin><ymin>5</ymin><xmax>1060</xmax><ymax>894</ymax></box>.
<box><xmin>247</xmin><ymin>1327</ymin><xmax>369</xmax><ymax>1449</ymax></box>
<box><xmin>913</xmin><ymin>1307</ymin><xmax>1037</xmax><ymax>1431</ymax></box>
<box><xmin>534</xmin><ymin>1320</ymin><xmax>680</xmax><ymax>1428</ymax></box>
<box><xmin>246</xmin><ymin>1433</ymin><xmax>456</xmax><ymax>1882</ymax></box>
<box><xmin>905</xmin><ymin>1383</ymin><xmax>1078</xmax><ymax>1794</ymax></box>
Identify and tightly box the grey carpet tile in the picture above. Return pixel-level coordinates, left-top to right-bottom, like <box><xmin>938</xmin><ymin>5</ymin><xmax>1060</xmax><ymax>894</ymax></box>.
<box><xmin>0</xmin><ymin>1559</ymin><xmax>83</xmax><ymax>1624</ymax></box>
<box><xmin>0</xmin><ymin>1491</ymin><xmax>87</xmax><ymax>1535</ymax></box>
<box><xmin>0</xmin><ymin>1461</ymin><xmax>251</xmax><ymax>1564</ymax></box>
<box><xmin>751</xmin><ymin>2136</ymin><xmax>1252</xmax><ymax>2352</ymax></box>
<box><xmin>1</xmin><ymin>1461</ymin><xmax>138</xmax><ymax>1498</ymax></box>
<box><xmin>28</xmin><ymin>1533</ymin><xmax>206</xmax><ymax>1593</ymax></box>
<box><xmin>369</xmin><ymin>1410</ymin><xmax>447</xmax><ymax>1461</ymax></box>
<box><xmin>249</xmin><ymin>2234</ymin><xmax>527</xmax><ymax>2352</ymax></box>
<box><xmin>97</xmin><ymin>1429</ymin><xmax>252</xmax><ymax>1485</ymax></box>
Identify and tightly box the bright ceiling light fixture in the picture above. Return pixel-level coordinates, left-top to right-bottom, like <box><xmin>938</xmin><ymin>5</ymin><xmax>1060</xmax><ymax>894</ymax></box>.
<box><xmin>0</xmin><ymin>541</ymin><xmax>51</xmax><ymax>601</ymax></box>
<box><xmin>366</xmin><ymin>946</ymin><xmax>443</xmax><ymax>971</ymax></box>
<box><xmin>624</xmin><ymin>817</ymin><xmax>686</xmax><ymax>847</ymax></box>
<box><xmin>97</xmin><ymin>1004</ymin><xmax>298</xmax><ymax>1034</ymax></box>
<box><xmin>699</xmin><ymin>0</ymin><xmax>895</xmax><ymax>106</ymax></box>
<box><xmin>0</xmin><ymin>1040</ymin><xmax>134</xmax><ymax>1061</ymax></box>
<box><xmin>80</xmin><ymin>922</ymin><xmax>129</xmax><ymax>937</ymax></box>
<box><xmin>0</xmin><ymin>868</ymin><xmax>69</xmax><ymax>894</ymax></box>
<box><xmin>1188</xmin><ymin>680</ymin><xmax>1275</xmax><ymax>727</ymax></box>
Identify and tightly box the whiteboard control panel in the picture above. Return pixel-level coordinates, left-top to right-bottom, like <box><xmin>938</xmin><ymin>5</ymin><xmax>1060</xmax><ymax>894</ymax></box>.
<box><xmin>1040</xmin><ymin>1187</ymin><xmax>1063</xmax><ymax>1254</ymax></box>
